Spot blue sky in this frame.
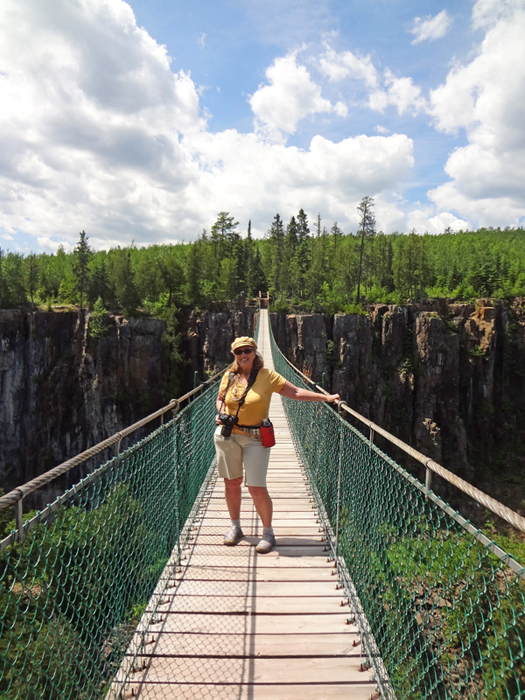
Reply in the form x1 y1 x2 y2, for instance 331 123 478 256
0 0 524 252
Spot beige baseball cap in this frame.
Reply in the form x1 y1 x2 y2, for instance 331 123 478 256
231 336 257 353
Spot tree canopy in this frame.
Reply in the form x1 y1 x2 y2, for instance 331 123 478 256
1 210 524 315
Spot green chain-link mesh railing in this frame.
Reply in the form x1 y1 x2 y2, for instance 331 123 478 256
269 318 525 700
0 375 222 700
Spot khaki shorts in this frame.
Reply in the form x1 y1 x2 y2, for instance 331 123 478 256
214 426 271 487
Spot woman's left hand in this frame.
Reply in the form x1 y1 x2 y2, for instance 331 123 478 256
325 394 340 402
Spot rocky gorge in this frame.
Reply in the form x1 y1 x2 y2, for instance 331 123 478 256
1 300 524 524
271 299 525 522
0 307 255 506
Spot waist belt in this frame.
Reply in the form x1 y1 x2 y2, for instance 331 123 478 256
236 424 262 435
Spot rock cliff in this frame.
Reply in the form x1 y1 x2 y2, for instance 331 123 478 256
271 300 525 518
0 308 255 503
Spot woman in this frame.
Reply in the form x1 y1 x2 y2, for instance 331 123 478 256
214 336 339 554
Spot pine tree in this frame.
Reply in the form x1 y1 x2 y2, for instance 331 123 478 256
245 221 254 300
160 247 185 307
186 242 202 308
89 297 108 338
356 196 376 303
211 212 239 259
295 209 311 298
331 222 343 255
25 253 39 308
88 255 111 307
250 248 267 297
268 214 285 297
112 248 139 314
73 231 92 311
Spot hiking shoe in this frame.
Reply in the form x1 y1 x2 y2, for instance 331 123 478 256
224 525 244 546
256 533 276 554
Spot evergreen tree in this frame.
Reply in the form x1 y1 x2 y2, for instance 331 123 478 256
89 297 108 338
356 196 376 303
331 222 344 255
1 252 27 307
73 231 92 310
250 248 267 297
244 220 255 300
88 254 111 307
25 253 39 308
112 248 139 314
374 233 394 291
315 213 321 238
39 245 71 303
211 212 240 259
295 209 311 298
186 241 202 308
160 246 185 307
233 239 246 298
268 214 285 296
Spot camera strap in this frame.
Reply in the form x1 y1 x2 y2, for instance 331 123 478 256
233 369 259 419
220 369 259 420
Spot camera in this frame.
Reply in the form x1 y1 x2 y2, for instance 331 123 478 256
219 413 238 437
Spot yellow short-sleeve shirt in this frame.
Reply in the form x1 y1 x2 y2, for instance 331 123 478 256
219 368 286 431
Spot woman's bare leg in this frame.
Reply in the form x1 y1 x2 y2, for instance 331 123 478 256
248 486 273 528
224 476 243 520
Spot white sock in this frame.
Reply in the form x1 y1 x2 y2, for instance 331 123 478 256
263 526 274 536
231 519 241 528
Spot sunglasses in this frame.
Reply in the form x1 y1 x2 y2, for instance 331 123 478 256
234 348 254 356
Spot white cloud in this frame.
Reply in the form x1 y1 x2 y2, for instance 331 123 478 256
428 2 525 226
318 45 378 87
472 0 523 29
0 0 475 248
249 52 337 142
189 130 414 233
374 125 390 135
406 207 470 234
369 71 427 116
333 101 348 118
198 32 206 48
37 236 73 253
408 10 453 45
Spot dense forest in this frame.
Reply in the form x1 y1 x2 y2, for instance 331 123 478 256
1 199 524 316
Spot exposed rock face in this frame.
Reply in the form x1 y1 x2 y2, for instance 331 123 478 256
0 310 168 497
0 308 255 501
182 309 256 376
271 300 525 515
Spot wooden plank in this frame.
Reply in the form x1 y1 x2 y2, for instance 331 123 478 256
178 556 332 568
153 596 351 615
160 580 342 597
193 518 321 527
164 567 337 582
147 612 356 635
133 682 376 699
184 536 325 546
183 547 328 559
134 655 373 685
193 526 322 536
144 632 362 657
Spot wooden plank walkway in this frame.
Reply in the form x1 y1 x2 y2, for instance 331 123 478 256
131 310 376 699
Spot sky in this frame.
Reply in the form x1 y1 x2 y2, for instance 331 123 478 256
0 0 524 253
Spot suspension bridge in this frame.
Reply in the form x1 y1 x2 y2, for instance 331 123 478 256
0 309 524 699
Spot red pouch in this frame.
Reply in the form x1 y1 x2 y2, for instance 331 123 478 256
260 419 276 448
